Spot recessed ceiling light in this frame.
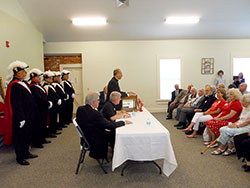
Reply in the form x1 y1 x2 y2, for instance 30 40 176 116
165 17 199 24
72 17 107 26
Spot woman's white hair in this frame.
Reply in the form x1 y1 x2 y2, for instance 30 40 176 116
85 92 99 105
229 88 242 101
243 93 250 103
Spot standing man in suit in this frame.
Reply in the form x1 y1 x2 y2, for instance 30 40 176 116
61 70 75 124
107 68 135 110
167 84 182 114
97 86 108 111
166 84 193 119
5 61 37 165
76 92 132 159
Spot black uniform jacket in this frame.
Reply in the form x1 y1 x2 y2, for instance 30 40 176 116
10 78 36 125
30 82 50 110
62 80 75 102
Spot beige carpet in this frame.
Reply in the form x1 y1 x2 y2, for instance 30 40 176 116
0 113 249 188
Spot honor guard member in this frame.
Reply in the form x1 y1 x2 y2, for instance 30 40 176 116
28 68 52 148
61 70 75 124
5 61 38 165
43 71 61 137
52 72 68 129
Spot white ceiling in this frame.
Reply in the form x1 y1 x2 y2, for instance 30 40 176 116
18 0 250 42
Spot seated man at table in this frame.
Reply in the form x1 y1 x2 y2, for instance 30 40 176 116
76 92 132 160
102 91 131 122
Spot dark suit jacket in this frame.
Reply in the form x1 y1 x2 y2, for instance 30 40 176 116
76 104 124 159
198 95 217 112
97 91 107 111
107 77 128 110
171 89 183 102
107 77 127 101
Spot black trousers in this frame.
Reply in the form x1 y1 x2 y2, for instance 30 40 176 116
13 120 32 161
49 107 57 134
234 133 250 161
65 100 73 124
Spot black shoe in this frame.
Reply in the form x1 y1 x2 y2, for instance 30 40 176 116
17 159 30 166
185 130 194 135
166 116 172 120
42 140 51 144
55 132 61 135
61 125 67 128
177 125 187 129
57 128 63 130
47 134 57 138
174 123 181 127
242 164 248 169
32 144 44 149
24 153 38 160
244 165 250 172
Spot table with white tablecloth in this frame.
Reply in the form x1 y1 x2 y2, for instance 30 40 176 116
112 107 177 176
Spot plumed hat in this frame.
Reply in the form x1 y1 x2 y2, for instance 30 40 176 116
43 70 55 79
6 60 29 81
27 68 43 81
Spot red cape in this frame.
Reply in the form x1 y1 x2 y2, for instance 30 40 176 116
2 80 20 145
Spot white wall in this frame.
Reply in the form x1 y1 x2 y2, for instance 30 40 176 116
0 0 44 85
44 39 250 111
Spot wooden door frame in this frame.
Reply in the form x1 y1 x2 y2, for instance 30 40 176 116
59 64 83 113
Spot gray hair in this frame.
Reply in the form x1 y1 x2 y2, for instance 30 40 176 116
243 93 250 103
113 68 120 76
211 85 216 92
110 91 121 102
205 85 213 92
85 92 99 105
229 88 242 101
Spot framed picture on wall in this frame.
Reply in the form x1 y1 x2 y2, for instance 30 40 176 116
201 58 214 74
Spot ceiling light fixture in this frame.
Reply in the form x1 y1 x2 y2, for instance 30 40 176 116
72 17 107 26
165 17 199 24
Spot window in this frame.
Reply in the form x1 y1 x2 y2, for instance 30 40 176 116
159 58 181 100
233 57 250 87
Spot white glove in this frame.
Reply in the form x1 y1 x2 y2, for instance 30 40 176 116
57 99 62 106
20 120 25 128
64 94 69 101
72 93 75 99
48 101 53 109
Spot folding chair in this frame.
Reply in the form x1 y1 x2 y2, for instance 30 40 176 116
73 118 108 174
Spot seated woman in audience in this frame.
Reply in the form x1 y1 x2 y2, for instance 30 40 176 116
211 94 250 155
234 132 250 172
183 88 227 138
205 88 243 146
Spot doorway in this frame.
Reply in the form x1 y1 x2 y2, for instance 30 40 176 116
60 64 83 113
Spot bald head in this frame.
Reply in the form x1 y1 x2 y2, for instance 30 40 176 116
187 84 193 91
175 84 179 90
239 83 247 94
198 89 204 97
113 68 123 80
